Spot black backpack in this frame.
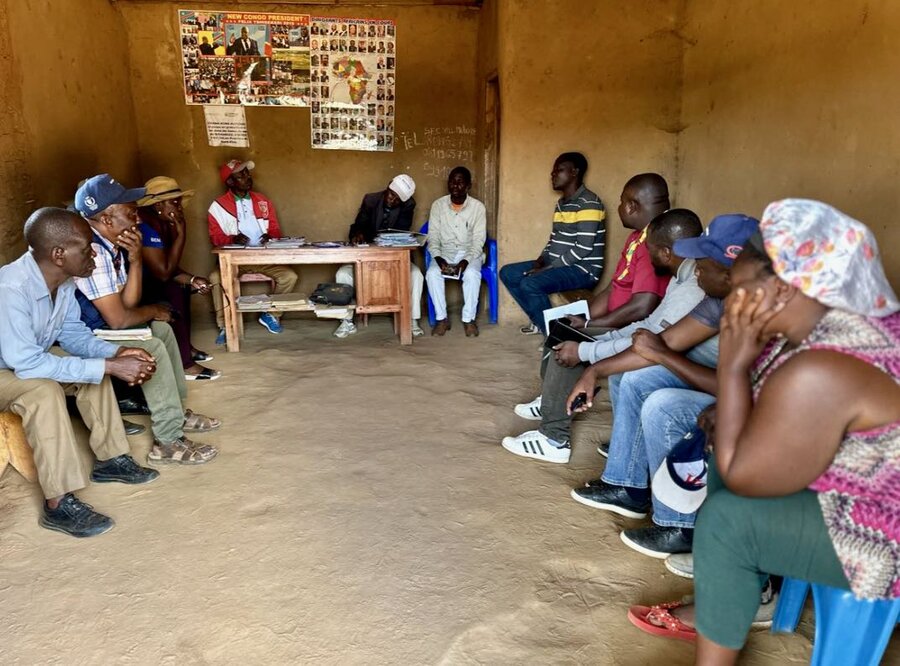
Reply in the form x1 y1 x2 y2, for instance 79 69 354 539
309 283 354 306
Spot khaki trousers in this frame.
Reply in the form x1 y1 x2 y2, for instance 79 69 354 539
209 264 299 327
0 371 129 499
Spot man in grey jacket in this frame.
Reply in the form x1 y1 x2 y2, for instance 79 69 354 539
502 208 705 460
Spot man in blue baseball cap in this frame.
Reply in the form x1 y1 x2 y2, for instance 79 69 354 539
560 213 758 558
74 174 220 467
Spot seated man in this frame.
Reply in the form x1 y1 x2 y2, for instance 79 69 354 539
73 174 219 467
208 160 299 341
0 208 160 537
565 215 759 556
425 166 487 337
565 173 672 331
333 173 425 338
502 208 705 462
499 152 606 334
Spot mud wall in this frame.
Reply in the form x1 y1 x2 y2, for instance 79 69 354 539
677 0 900 286
0 0 139 264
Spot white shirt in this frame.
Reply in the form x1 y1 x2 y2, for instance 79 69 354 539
427 195 487 264
235 196 264 246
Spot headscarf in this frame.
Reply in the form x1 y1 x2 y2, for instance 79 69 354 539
759 198 899 317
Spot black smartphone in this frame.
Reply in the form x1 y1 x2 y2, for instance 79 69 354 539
570 386 602 411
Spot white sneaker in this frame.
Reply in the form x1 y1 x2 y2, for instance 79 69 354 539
501 430 570 463
664 553 694 579
333 320 357 338
411 320 424 337
519 323 541 335
514 395 542 420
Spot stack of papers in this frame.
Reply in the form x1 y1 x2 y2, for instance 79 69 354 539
94 327 153 341
270 294 309 308
314 305 353 319
236 294 272 311
266 237 306 249
375 232 420 247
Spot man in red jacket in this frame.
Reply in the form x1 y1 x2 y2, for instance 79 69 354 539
208 160 298 343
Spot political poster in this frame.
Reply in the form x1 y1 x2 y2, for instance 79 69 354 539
308 17 396 152
180 10 311 106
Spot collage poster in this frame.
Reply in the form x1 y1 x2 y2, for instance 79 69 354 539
179 10 311 106
308 17 396 152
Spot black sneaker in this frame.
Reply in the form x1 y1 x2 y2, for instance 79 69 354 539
91 454 160 484
122 419 145 436
597 441 610 458
569 482 650 518
39 494 115 538
117 397 151 416
583 476 606 489
620 525 694 559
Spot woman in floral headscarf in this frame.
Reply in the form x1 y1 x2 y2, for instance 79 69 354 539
627 199 900 663
691 199 900 664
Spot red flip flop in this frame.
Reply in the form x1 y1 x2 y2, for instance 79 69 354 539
627 600 698 643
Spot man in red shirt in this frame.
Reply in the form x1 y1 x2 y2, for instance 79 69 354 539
208 160 299 343
568 173 672 331
501 173 672 462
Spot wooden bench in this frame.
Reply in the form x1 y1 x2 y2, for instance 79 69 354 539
548 288 596 308
0 412 37 482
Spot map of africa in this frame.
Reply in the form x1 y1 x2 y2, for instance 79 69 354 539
331 56 371 104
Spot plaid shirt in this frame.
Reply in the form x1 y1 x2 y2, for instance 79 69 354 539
74 232 128 330
74 232 127 300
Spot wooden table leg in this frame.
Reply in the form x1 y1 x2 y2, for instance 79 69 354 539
220 255 241 352
398 251 412 345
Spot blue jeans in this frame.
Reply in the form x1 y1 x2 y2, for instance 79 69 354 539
602 365 715 528
499 260 597 332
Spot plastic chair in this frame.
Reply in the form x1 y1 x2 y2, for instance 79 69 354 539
771 577 900 665
420 221 499 326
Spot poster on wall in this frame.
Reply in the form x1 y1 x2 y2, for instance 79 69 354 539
308 17 396 152
179 10 311 106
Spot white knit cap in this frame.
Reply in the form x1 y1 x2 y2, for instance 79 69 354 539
388 174 416 202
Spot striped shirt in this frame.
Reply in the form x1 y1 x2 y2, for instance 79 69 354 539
540 185 606 280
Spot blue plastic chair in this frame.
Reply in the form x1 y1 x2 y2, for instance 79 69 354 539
419 221 499 326
771 577 900 665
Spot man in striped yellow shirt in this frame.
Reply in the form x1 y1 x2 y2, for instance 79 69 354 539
500 152 606 334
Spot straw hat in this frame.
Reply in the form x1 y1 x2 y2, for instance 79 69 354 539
137 176 195 207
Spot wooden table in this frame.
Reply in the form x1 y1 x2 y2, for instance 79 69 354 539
214 245 415 351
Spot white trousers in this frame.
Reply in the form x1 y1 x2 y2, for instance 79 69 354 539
425 250 482 323
335 263 423 321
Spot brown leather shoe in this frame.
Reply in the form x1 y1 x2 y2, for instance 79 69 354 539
432 319 450 336
464 321 479 337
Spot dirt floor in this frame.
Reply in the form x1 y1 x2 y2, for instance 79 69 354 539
1 316 896 664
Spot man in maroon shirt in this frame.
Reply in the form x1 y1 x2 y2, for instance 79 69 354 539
567 173 672 332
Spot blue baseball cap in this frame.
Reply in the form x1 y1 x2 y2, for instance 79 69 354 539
74 174 146 217
672 214 759 266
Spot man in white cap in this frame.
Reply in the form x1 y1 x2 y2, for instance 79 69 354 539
333 174 425 338
208 159 299 343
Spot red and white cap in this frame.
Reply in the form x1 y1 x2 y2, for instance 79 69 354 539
219 159 255 183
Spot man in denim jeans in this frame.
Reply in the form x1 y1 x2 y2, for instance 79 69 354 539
567 214 760 558
499 152 607 334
